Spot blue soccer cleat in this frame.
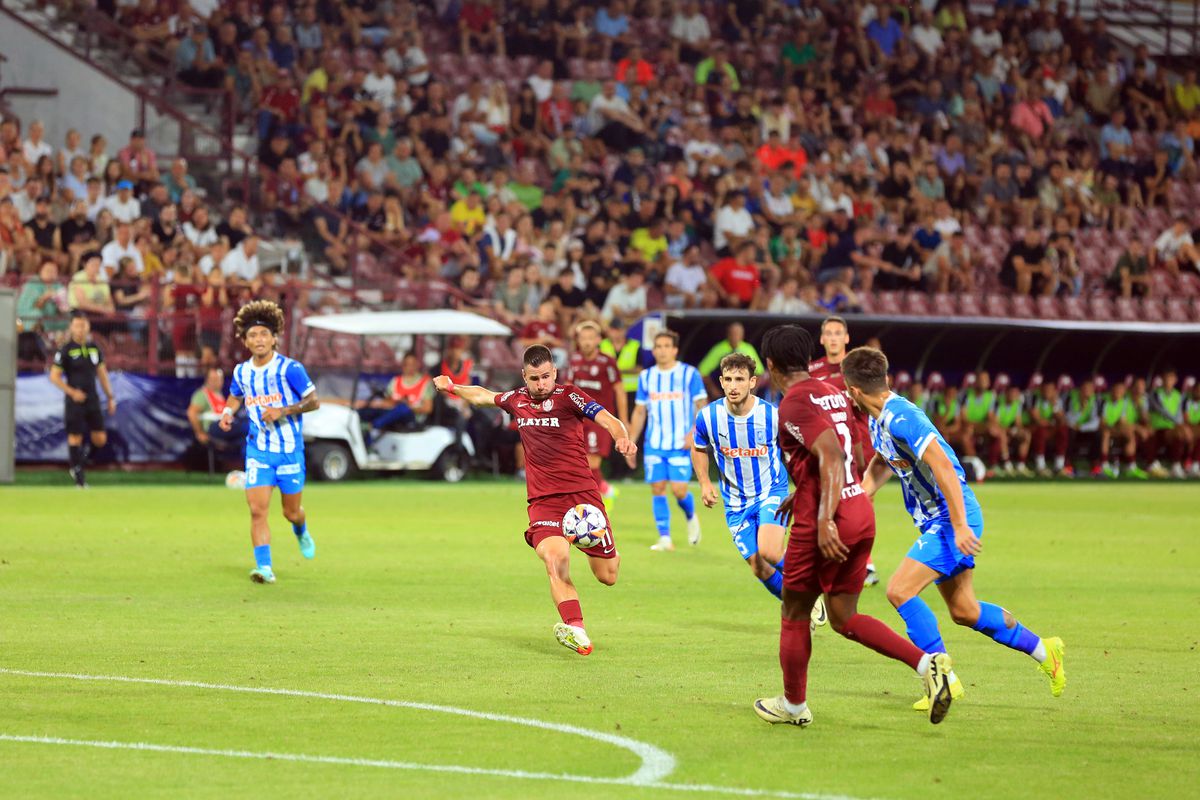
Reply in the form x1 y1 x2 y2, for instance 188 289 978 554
250 566 276 584
297 530 316 559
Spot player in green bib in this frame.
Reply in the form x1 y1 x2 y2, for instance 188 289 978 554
1099 380 1146 479
959 371 1005 476
994 376 1032 476
930 381 965 452
1066 378 1103 477
1145 368 1190 479
1185 378 1200 478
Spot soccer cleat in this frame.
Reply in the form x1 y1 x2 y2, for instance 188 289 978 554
922 652 954 724
297 531 316 559
250 566 276 584
1038 636 1067 697
1127 465 1149 480
753 696 813 727
1101 463 1118 479
1170 463 1186 480
1089 464 1104 478
1148 462 1168 479
686 514 701 546
649 538 675 552
863 564 879 587
913 672 964 711
809 596 828 631
1015 464 1034 478
70 466 88 489
1058 465 1075 479
553 622 593 655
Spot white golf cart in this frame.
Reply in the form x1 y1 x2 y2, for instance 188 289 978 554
298 309 513 482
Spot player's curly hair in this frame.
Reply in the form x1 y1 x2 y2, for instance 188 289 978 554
234 299 285 340
719 352 757 377
760 324 813 374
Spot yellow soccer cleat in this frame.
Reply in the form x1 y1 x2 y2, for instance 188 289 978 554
921 652 954 724
1038 636 1066 697
913 672 964 711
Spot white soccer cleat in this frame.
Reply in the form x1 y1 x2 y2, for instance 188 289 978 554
809 596 828 631
1170 463 1186 480
650 538 675 552
753 696 813 727
863 564 879 587
686 514 701 546
553 623 593 655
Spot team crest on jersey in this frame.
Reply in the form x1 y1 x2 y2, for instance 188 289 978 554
590 365 598 375
542 399 553 411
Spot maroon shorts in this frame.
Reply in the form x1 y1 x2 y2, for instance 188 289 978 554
784 500 876 595
525 490 617 559
582 420 612 458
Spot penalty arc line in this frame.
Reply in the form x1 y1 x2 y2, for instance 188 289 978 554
0 735 870 800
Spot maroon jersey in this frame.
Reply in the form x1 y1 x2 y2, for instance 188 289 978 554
495 383 603 501
565 351 620 415
809 356 874 463
777 377 872 537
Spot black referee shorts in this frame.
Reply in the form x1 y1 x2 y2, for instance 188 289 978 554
65 398 105 436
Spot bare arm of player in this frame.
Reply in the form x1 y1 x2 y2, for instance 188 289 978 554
920 441 982 557
691 446 719 508
432 376 497 407
594 409 637 458
219 395 243 431
49 365 87 403
263 390 320 424
96 363 117 415
860 452 893 498
625 403 647 467
614 384 629 427
810 427 851 563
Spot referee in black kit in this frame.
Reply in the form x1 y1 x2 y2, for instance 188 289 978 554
48 312 116 487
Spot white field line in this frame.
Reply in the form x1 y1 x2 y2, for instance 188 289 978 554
0 668 874 800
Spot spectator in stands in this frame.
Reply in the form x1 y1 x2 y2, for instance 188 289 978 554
708 241 762 309
220 234 261 286
117 129 159 186
59 199 99 270
1151 216 1199 277
670 0 710 65
600 265 647 325
459 0 505 57
100 220 142 276
16 259 66 336
1109 238 1152 299
26 196 65 270
68 253 115 319
22 120 52 165
188 366 245 455
177 23 224 89
1001 227 1054 297
104 179 142 223
164 158 198 204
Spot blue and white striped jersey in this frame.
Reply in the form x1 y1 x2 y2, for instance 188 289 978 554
693 397 789 514
229 352 315 455
636 362 707 451
869 392 979 526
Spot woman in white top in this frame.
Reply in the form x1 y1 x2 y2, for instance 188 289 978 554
484 82 511 135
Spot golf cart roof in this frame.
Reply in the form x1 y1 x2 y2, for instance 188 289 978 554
303 310 513 337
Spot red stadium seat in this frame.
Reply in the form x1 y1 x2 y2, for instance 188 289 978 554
931 293 957 316
958 293 984 317
1088 295 1115 320
1009 295 1035 318
873 292 903 315
1165 297 1193 322
1114 297 1140 322
985 294 1010 317
1036 295 1062 319
1140 296 1166 322
903 292 930 316
1061 295 1088 320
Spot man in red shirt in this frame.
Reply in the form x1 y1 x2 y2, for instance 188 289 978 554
808 315 878 586
615 44 655 85
708 242 762 307
459 0 505 56
753 325 952 727
434 345 636 656
565 320 628 502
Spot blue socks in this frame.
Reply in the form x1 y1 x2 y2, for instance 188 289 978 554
293 521 307 539
253 544 272 569
676 492 696 520
652 495 670 538
896 596 947 653
761 560 784 599
972 601 1042 657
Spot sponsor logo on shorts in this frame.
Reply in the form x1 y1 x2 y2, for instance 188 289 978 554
518 417 561 428
720 445 770 458
277 464 302 475
533 519 560 527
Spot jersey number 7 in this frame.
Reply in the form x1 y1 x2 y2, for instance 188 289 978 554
834 422 855 484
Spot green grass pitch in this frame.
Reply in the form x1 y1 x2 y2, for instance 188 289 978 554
0 477 1196 799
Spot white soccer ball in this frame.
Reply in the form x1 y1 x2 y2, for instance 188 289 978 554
562 503 608 549
225 470 246 490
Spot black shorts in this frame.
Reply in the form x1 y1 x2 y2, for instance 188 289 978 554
65 399 105 436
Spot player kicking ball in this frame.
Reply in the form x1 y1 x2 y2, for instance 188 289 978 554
841 347 1066 709
691 353 827 629
754 326 952 728
433 345 636 656
219 301 319 584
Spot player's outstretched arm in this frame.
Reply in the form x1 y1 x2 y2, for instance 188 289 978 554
595 409 637 458
920 442 981 557
432 375 497 407
810 428 850 563
860 452 892 498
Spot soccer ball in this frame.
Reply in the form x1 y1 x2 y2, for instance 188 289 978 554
225 470 246 490
562 503 607 549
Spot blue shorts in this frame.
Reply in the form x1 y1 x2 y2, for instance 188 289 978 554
643 447 692 484
245 446 306 495
907 505 984 584
726 492 788 560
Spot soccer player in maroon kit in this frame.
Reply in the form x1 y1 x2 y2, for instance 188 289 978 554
808 315 879 586
433 345 636 656
753 325 953 727
564 320 628 503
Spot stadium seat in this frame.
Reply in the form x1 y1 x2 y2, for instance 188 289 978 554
873 292 903 315
1036 295 1062 319
958 293 984 317
1009 295 1035 318
985 294 1010 317
1140 296 1166 322
1061 295 1088 320
1114 297 1140 322
1088 295 1116 320
903 292 930 316
1165 296 1193 322
932 293 957 316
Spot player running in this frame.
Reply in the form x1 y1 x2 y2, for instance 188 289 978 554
564 320 628 506
626 330 706 551
219 300 319 584
753 326 953 728
691 353 828 627
433 345 636 656
808 315 878 586
841 346 1066 710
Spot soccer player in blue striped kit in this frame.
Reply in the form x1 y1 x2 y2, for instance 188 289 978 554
840 346 1066 709
219 300 320 584
626 330 707 551
691 353 828 627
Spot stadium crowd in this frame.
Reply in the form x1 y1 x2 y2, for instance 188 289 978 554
5 0 1200 372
